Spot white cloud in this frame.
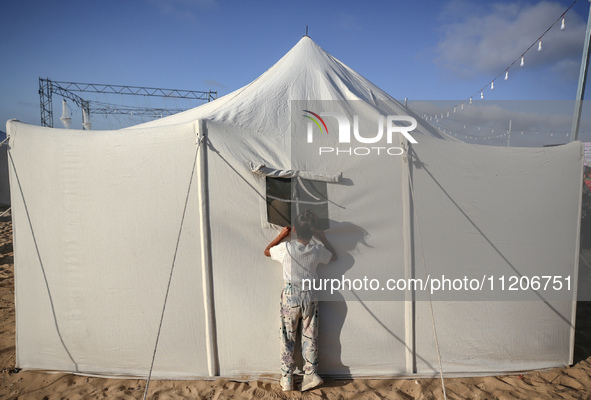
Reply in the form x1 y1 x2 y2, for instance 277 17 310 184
435 1 585 79
549 57 581 80
410 100 591 138
413 100 575 129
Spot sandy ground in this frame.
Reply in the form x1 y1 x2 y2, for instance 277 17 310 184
1 216 591 399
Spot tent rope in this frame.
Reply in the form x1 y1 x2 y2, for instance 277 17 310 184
404 149 448 400
0 137 8 147
580 252 591 271
142 136 203 400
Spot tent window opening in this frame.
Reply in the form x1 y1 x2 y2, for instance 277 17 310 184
266 176 329 230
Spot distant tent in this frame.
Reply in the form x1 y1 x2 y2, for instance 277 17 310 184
5 36 582 379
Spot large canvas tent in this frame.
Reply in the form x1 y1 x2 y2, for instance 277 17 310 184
5 36 583 379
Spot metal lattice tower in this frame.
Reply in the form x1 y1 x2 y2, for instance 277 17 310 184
39 78 217 129
39 79 53 128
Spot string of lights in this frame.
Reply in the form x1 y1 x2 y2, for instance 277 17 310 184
431 122 570 141
428 115 572 141
413 0 580 125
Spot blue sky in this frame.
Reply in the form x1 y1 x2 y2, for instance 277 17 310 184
1 0 590 136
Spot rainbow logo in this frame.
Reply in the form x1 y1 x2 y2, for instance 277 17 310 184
303 110 329 135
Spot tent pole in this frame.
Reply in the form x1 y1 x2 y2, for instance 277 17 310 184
570 150 585 365
569 1 591 359
507 119 511 147
570 0 591 142
197 119 219 376
401 137 415 374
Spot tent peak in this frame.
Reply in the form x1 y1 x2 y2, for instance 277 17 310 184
131 33 412 135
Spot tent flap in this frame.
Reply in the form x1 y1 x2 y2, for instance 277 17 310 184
250 162 341 183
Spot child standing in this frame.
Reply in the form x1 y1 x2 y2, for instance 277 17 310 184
264 210 337 392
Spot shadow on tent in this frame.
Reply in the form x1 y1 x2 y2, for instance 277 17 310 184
408 145 574 329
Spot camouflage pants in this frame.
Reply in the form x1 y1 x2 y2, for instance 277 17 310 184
279 283 319 377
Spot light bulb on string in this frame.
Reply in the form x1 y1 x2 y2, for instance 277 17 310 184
481 91 484 99
491 81 494 90
461 103 464 110
505 71 509 80
561 17 565 30
520 56 524 67
538 40 542 52
469 98 473 105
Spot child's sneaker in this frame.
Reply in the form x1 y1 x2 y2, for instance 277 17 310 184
280 375 293 391
301 372 323 391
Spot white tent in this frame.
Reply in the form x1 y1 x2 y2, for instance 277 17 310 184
5 36 583 379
